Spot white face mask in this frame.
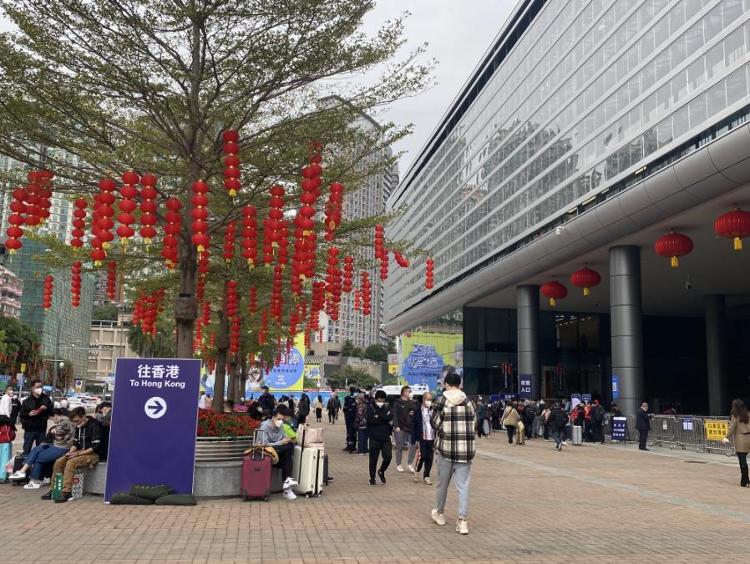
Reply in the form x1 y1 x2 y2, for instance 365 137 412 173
375 401 385 408
424 401 432 408
274 419 284 428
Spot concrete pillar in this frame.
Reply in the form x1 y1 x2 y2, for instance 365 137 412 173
517 285 540 398
609 246 643 417
705 295 728 415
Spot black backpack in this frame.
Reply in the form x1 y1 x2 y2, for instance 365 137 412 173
96 419 110 461
593 405 604 423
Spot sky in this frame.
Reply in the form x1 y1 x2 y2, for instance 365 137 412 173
0 1 516 174
361 0 517 174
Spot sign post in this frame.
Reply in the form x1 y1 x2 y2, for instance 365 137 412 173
518 374 533 399
611 416 628 442
104 358 201 502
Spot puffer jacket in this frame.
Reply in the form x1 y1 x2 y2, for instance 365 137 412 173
501 405 520 426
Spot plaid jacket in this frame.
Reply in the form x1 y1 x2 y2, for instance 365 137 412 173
430 392 476 463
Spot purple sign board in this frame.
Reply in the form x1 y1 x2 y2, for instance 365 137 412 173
518 374 534 399
104 358 201 502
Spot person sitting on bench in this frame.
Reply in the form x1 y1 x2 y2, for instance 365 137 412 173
258 405 298 500
11 408 75 488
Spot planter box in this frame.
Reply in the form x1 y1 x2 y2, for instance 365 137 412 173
193 436 253 498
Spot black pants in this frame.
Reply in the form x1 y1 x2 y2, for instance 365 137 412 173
23 430 45 455
543 422 550 440
416 440 434 478
506 425 516 444
328 409 336 423
369 439 392 480
591 422 604 443
639 429 649 450
345 418 356 449
316 408 322 422
737 452 749 486
273 443 294 480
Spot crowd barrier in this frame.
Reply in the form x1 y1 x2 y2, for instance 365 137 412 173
606 414 735 456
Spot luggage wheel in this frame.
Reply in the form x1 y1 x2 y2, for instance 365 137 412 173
264 495 270 501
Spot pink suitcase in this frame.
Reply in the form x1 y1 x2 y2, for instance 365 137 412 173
241 449 272 501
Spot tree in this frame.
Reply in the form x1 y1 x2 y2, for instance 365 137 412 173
92 304 118 321
340 339 355 357
0 316 41 376
364 343 387 362
326 365 377 389
386 337 397 355
351 346 364 359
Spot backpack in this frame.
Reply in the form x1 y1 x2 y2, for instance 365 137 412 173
96 420 110 461
592 405 604 423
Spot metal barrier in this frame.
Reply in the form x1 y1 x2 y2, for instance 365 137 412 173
649 415 680 449
695 417 735 456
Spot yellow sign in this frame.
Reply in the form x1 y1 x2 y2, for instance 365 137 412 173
704 420 729 441
388 364 398 375
20 363 26 373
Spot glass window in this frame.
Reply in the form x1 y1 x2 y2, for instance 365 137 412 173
725 66 747 106
656 117 673 148
670 71 688 104
706 82 727 117
689 93 708 128
688 58 706 92
643 128 658 156
704 6 723 41
706 43 724 80
724 27 745 67
672 105 690 139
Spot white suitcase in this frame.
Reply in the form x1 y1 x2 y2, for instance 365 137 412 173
572 425 583 446
292 445 324 497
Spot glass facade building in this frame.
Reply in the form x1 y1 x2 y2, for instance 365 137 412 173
386 0 750 322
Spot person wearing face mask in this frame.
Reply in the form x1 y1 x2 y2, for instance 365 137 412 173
19 380 53 455
392 385 417 473
411 392 435 485
366 390 393 486
257 405 298 500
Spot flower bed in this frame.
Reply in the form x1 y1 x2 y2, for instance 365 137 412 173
197 410 261 437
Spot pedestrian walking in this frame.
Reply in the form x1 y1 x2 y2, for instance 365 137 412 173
722 399 750 487
366 390 393 486
313 395 324 423
342 387 357 452
430 368 476 535
549 402 568 451
411 391 435 485
297 393 310 426
19 380 53 454
501 401 520 444
392 386 417 472
515 404 527 445
355 394 369 455
326 394 340 424
636 402 653 450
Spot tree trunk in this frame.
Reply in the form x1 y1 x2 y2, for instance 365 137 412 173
211 309 230 412
239 352 248 401
227 356 237 404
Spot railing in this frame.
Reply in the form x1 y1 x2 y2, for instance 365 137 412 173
195 436 253 463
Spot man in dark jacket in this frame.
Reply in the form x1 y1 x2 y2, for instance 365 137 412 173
366 390 393 485
44 407 105 503
636 402 653 451
590 400 605 444
19 380 53 454
549 402 568 451
342 387 357 452
257 386 276 419
392 386 417 472
326 394 340 424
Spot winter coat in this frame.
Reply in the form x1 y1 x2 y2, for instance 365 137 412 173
392 397 416 432
726 416 750 453
366 403 393 443
430 389 476 463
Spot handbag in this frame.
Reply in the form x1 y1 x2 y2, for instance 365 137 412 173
0 424 16 443
298 424 324 447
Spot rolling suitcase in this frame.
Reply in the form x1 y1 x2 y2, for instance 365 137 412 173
292 444 324 497
572 425 583 446
11 452 28 486
0 442 11 482
241 448 272 501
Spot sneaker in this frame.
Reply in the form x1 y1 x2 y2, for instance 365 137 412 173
282 477 298 489
282 488 297 500
10 470 26 480
377 470 386 484
396 465 404 473
412 472 420 483
456 518 469 535
561 441 568 446
431 509 446 526
407 464 415 473
54 491 73 504
40 490 54 500
42 477 50 485
23 480 42 490
369 479 376 486
423 477 432 485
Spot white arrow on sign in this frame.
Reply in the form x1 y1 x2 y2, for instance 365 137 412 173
144 396 167 419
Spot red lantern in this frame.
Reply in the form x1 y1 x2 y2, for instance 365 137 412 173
394 251 409 268
361 272 372 316
248 286 257 314
654 231 693 267
191 180 210 254
106 261 117 301
240 206 258 269
117 171 139 242
71 198 87 248
541 281 567 307
425 257 434 290
570 267 601 297
343 256 354 293
223 221 237 263
324 182 345 241
161 197 182 268
42 274 53 309
714 208 750 251
71 261 82 307
139 174 158 243
222 130 241 197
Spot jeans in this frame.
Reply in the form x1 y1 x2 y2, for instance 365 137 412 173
505 425 516 444
357 428 369 454
22 430 46 455
416 440 434 478
435 452 471 519
52 453 100 493
25 444 68 480
273 443 294 480
737 452 749 486
369 439 392 480
345 418 356 449
552 428 564 448
393 429 416 466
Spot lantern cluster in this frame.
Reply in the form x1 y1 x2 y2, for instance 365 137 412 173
324 182 345 241
191 180 210 254
139 174 159 244
270 265 284 321
541 281 567 307
91 179 117 265
226 280 241 355
654 231 693 268
394 251 409 268
223 221 237 263
361 272 372 316
106 261 117 301
309 281 326 331
71 199 87 248
325 247 342 321
425 257 434 290
222 130 241 198
117 171 139 242
240 206 258 269
42 275 53 310
292 154 323 293
263 185 286 266
71 261 82 307
342 256 354 293
161 198 182 268
5 187 27 253
714 208 750 251
132 290 164 336
29 170 54 225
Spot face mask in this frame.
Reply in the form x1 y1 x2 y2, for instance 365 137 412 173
375 401 385 408
424 401 432 408
274 419 284 428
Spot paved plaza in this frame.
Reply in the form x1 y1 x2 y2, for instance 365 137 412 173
0 423 747 563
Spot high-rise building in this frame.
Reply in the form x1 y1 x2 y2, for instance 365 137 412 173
88 313 138 389
385 0 750 415
318 99 399 350
0 264 23 319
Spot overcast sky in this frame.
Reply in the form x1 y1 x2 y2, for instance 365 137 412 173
362 1 516 174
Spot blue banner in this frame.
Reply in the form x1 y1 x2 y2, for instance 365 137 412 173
402 344 443 390
105 358 201 502
518 374 534 399
611 375 620 399
265 347 304 391
611 416 627 441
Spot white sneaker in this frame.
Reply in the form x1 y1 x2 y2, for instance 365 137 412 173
424 477 432 485
10 470 26 480
561 441 568 446
407 464 415 473
431 509 446 526
282 488 297 500
456 518 469 535
412 472 420 483
42 477 50 485
396 465 405 473
283 477 298 489
23 480 42 489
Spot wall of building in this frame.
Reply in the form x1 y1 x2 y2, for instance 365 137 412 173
0 264 23 318
88 313 138 386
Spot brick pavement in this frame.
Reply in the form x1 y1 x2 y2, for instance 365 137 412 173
1 421 748 563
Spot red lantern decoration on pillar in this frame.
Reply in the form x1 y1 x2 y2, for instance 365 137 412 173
191 180 210 255
541 281 568 307
42 274 53 310
714 208 750 251
71 198 87 248
222 130 241 198
654 231 693 267
570 267 601 297
71 261 82 307
117 171 139 242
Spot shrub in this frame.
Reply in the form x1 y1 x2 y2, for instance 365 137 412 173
197 410 260 437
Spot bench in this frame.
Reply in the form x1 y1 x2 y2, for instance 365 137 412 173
82 461 107 495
